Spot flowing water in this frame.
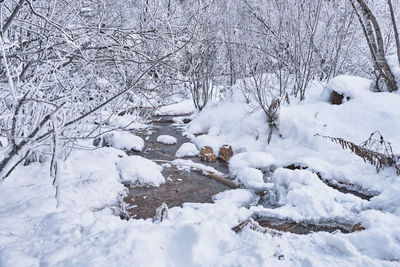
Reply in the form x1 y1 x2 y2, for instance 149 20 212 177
121 115 368 234
123 116 231 219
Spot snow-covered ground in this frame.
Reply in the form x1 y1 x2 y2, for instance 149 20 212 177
1 75 400 266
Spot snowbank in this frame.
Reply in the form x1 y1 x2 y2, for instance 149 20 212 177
175 142 199 158
266 168 366 221
156 135 177 145
117 156 165 186
229 152 276 176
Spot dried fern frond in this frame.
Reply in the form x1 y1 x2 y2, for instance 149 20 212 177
315 133 400 175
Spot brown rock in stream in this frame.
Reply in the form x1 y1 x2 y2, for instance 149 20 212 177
200 146 217 162
219 145 233 162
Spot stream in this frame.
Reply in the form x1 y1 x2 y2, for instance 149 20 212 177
121 115 370 234
123 115 231 219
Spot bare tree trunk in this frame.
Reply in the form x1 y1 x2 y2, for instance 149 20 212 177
353 0 398 92
388 0 400 67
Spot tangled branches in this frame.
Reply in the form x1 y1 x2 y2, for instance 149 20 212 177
316 131 400 175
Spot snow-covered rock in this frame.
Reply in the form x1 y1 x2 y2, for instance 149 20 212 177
157 135 177 145
175 142 199 158
110 132 145 152
321 75 371 103
229 152 276 176
117 156 164 186
155 99 195 116
235 167 266 190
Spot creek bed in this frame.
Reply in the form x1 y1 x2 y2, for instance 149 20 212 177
123 116 231 219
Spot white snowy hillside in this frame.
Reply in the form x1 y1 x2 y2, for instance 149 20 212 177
1 0 400 266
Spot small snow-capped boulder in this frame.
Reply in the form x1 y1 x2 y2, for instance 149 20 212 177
117 156 165 186
321 75 371 105
175 142 199 158
219 145 233 162
236 167 266 190
93 131 144 152
200 146 217 162
157 135 177 145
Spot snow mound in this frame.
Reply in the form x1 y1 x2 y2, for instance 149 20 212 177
321 75 371 100
193 134 226 154
117 156 165 186
175 142 199 158
229 152 276 176
157 135 177 145
110 131 144 152
155 99 195 116
267 168 365 221
235 167 266 190
213 189 257 207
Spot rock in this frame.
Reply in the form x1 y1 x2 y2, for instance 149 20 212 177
329 90 350 105
93 134 112 147
219 145 233 161
200 146 217 162
351 223 366 232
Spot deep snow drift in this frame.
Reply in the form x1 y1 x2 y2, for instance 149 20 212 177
1 75 400 266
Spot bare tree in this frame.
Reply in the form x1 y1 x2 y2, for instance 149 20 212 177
350 0 399 92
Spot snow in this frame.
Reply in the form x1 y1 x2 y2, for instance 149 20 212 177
116 156 165 186
109 131 144 152
235 167 266 190
320 74 371 100
172 159 224 176
2 75 400 266
155 99 195 116
175 142 199 158
263 168 366 221
229 151 276 176
156 135 177 145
